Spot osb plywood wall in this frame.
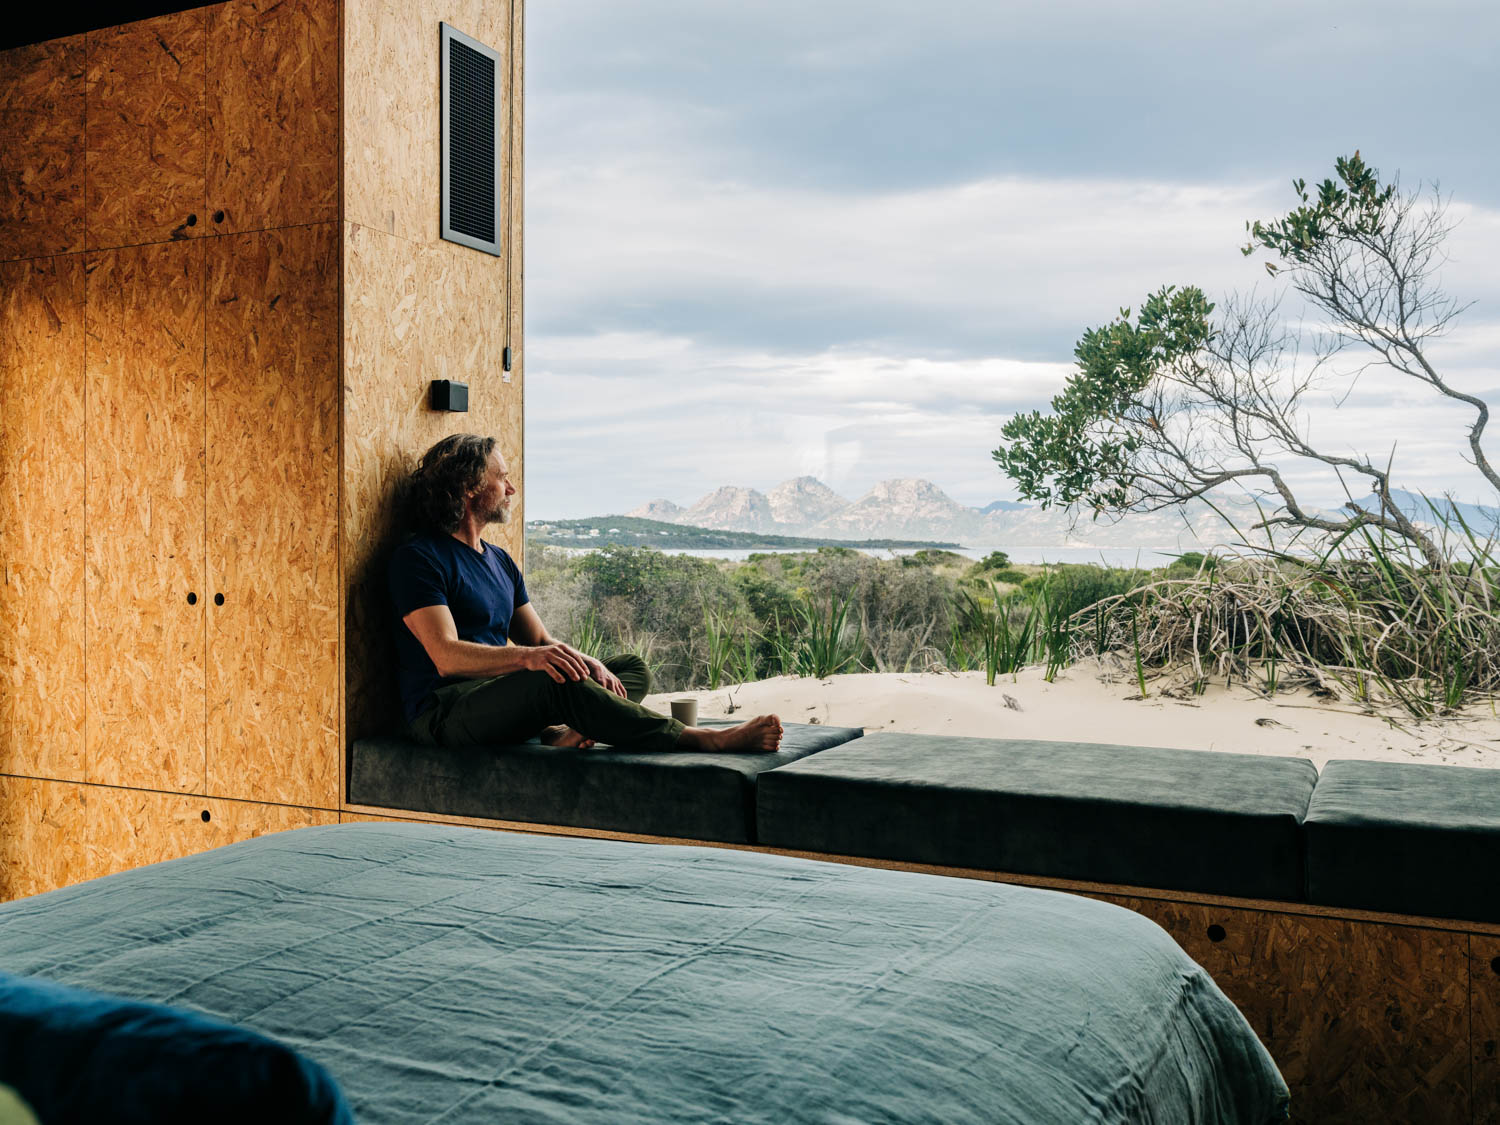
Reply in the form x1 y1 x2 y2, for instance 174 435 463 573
343 0 526 743
1 0 525 897
0 0 348 897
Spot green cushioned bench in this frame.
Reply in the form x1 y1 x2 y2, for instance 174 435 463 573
348 721 863 844
1305 759 1500 924
756 733 1318 900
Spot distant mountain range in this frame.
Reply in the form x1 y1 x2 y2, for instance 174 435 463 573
1344 489 1500 535
625 476 1266 551
618 479 1500 552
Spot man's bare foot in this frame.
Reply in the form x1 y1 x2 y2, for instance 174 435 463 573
540 725 595 749
678 714 783 753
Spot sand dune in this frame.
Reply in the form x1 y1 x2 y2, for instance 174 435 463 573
646 659 1500 770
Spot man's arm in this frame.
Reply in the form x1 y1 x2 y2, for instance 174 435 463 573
510 604 627 697
402 604 590 683
508 602 558 646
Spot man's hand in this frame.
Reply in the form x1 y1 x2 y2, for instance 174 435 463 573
582 655 627 698
519 643 592 684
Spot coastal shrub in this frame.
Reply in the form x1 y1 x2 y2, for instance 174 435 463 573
801 551 952 672
730 566 799 680
1170 552 1219 574
703 609 737 690
957 583 1040 685
1064 524 1500 717
571 547 746 691
962 552 1016 584
1021 564 1143 621
786 594 865 678
904 549 969 568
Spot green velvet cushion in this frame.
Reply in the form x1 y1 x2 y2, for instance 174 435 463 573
757 733 1317 900
348 722 862 844
1306 759 1500 922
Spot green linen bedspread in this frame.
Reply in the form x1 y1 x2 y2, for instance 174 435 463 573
0 823 1289 1123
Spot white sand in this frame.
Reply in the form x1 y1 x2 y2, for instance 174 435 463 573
646 659 1500 771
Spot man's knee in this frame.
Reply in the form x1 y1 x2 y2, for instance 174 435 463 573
605 653 651 700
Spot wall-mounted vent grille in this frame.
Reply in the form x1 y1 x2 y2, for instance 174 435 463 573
441 23 502 256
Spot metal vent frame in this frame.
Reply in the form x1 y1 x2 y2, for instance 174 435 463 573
441 21 503 256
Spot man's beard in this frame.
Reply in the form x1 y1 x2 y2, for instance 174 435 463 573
491 504 512 525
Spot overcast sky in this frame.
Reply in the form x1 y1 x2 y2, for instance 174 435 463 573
523 0 1500 519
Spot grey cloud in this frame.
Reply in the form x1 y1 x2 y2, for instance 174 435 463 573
531 0 1500 202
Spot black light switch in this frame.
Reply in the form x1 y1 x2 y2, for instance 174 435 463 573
430 380 469 412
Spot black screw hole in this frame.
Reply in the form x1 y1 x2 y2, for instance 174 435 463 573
213 210 225 223
1207 924 1227 943
214 593 225 606
186 592 197 605
200 810 211 823
186 213 197 226
1491 956 1500 977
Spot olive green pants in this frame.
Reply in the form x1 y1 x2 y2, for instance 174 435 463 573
407 653 685 751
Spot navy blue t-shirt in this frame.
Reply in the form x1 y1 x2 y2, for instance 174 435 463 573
388 533 530 723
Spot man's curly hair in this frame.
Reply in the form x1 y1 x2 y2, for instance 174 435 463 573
404 434 497 534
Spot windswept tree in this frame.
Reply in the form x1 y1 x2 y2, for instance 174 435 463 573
993 153 1484 569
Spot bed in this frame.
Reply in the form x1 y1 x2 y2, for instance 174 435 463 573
0 822 1289 1123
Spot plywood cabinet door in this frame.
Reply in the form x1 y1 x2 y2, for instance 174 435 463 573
205 225 340 808
0 777 89 900
86 786 337 878
0 256 87 781
84 9 208 251
0 36 86 263
85 239 207 794
207 0 339 235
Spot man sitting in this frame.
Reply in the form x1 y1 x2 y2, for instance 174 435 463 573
389 433 784 752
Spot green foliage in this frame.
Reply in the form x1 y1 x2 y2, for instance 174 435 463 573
703 609 736 691
572 546 742 690
1170 551 1218 573
903 549 969 567
732 564 799 624
567 609 608 660
958 583 1040 686
944 618 978 672
1242 151 1396 275
578 545 681 599
991 284 1215 512
787 594 864 678
964 552 1025 587
1021 564 1142 620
